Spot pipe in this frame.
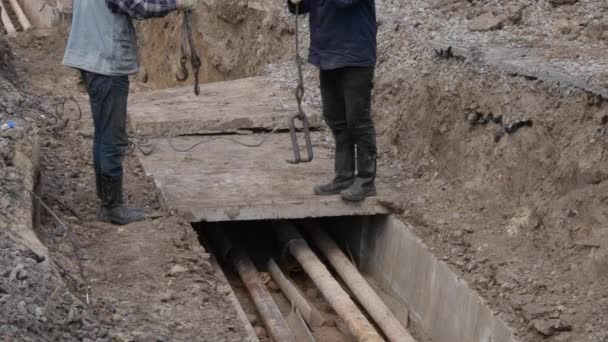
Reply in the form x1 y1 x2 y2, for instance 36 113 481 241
267 258 326 330
0 4 17 35
7 0 31 31
210 256 260 342
210 229 296 342
274 221 384 342
305 222 417 342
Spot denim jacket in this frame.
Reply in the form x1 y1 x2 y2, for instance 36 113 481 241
63 0 140 76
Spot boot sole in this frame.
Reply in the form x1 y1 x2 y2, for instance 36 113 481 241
340 190 377 202
313 189 344 196
313 184 354 196
99 214 145 226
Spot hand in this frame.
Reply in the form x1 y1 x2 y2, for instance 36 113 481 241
177 0 200 11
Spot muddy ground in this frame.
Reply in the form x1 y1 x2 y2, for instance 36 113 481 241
1 28 247 341
2 0 608 341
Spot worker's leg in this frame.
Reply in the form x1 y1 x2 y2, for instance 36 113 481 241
82 71 145 225
340 66 377 201
314 68 356 195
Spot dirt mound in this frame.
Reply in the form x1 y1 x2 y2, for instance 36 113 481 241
0 33 111 341
370 1 608 341
135 0 295 88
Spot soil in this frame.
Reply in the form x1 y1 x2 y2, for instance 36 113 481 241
3 0 608 341
1 25 247 342
135 0 295 88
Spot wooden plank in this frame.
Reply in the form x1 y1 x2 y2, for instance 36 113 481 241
128 76 321 136
138 133 389 222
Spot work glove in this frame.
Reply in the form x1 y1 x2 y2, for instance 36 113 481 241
177 0 200 11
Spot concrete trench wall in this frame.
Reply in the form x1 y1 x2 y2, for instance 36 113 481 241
323 215 517 342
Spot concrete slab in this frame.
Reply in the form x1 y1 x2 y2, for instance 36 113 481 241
138 133 390 222
128 76 321 136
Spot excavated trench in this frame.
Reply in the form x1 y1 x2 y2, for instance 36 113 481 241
128 5 521 341
194 216 517 342
7 2 550 341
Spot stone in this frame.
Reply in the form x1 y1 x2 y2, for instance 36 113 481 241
266 280 280 292
168 264 187 276
254 326 268 338
590 247 608 280
532 319 572 336
553 19 572 35
8 264 24 282
247 313 257 325
159 291 174 303
509 293 534 309
0 127 24 140
548 0 578 6
305 288 319 299
522 303 551 321
505 4 525 24
468 12 505 32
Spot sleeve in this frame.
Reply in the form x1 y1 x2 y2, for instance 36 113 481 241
287 0 311 15
106 0 179 20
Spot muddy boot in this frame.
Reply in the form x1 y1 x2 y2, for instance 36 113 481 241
341 150 377 202
314 142 355 195
95 173 103 199
99 175 145 225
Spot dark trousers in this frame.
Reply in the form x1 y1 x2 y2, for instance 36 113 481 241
320 66 377 182
81 71 130 179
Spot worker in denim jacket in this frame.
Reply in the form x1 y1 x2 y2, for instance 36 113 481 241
288 0 378 201
63 0 199 225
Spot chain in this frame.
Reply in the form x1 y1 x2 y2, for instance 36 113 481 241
176 10 201 96
295 4 305 119
287 3 314 164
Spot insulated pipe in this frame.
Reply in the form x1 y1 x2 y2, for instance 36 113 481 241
210 229 296 342
274 221 384 342
0 4 17 35
267 258 326 330
7 0 31 31
305 222 417 342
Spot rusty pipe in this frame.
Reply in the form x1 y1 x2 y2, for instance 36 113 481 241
0 4 16 35
274 221 384 342
305 222 417 342
267 258 326 330
7 0 31 31
210 229 296 342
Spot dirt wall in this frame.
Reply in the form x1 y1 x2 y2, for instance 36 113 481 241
373 43 608 342
136 0 294 89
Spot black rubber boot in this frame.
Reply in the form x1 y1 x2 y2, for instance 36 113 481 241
99 175 145 225
95 173 102 200
314 142 355 195
340 150 377 202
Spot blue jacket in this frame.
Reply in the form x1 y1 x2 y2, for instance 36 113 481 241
289 0 377 70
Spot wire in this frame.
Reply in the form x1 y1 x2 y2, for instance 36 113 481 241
166 125 281 153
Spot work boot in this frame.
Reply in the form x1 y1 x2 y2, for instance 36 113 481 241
314 142 355 195
95 172 102 200
340 150 377 202
98 175 145 225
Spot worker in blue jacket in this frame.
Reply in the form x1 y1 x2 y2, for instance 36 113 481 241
288 0 378 201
